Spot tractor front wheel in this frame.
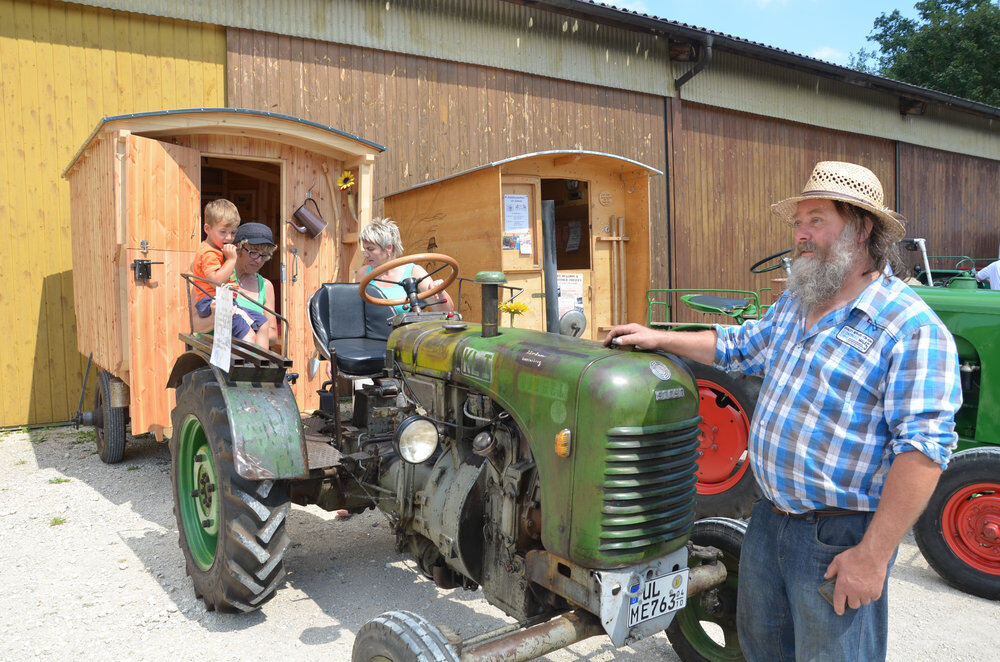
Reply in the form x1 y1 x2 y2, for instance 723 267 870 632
666 518 746 662
682 360 761 519
352 611 459 662
95 370 127 464
914 447 1000 600
170 367 291 612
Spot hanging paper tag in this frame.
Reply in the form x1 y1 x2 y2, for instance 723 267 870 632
210 285 234 371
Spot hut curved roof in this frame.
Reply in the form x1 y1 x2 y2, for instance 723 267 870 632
65 108 385 177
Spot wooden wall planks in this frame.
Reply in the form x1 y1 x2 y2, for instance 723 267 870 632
668 102 896 323
0 0 225 426
898 142 1000 260
225 28 669 297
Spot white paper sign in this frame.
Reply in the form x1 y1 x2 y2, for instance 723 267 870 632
557 272 585 318
518 233 533 255
503 194 530 232
210 285 234 371
566 221 582 252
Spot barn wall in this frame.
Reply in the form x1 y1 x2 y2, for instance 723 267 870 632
898 143 1000 261
225 28 671 297
0 0 225 426
669 102 896 323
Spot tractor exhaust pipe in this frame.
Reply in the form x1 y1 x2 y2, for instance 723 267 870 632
459 610 603 662
541 200 559 334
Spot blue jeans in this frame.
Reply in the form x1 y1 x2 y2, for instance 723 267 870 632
736 499 895 662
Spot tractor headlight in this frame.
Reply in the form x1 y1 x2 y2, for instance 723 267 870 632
394 416 439 464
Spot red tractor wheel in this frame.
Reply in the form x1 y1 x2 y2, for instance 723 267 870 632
914 447 1000 600
681 360 761 519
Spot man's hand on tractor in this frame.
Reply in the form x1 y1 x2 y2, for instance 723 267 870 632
604 323 665 350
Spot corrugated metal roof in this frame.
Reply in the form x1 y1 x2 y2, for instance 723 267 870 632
540 0 1000 121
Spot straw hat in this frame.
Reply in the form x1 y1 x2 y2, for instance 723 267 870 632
771 161 905 241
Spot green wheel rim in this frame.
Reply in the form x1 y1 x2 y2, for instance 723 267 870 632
674 564 742 661
177 414 220 571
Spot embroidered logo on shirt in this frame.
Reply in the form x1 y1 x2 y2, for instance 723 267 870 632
836 326 874 353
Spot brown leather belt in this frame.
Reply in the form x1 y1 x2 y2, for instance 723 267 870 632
770 503 858 518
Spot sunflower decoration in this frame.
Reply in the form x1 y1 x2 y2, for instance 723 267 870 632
336 170 356 191
498 300 530 327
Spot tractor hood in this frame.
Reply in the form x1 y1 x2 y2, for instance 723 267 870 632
388 322 701 569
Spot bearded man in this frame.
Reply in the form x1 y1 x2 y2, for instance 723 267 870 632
605 161 960 661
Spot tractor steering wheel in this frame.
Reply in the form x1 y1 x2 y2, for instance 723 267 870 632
359 253 459 307
750 249 792 274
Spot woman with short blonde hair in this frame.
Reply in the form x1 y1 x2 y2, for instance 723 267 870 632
357 217 453 314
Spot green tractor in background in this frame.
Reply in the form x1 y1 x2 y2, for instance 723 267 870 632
166 255 746 662
900 239 1000 601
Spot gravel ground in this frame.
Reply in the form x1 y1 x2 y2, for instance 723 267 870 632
1 425 997 662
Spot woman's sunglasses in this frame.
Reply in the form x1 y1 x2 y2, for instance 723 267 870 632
242 247 273 260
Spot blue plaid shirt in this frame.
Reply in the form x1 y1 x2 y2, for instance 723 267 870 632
714 275 960 514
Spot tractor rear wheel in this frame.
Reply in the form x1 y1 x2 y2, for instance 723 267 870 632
666 518 746 662
352 611 459 662
682 360 761 519
170 367 291 612
914 447 1000 600
95 370 127 464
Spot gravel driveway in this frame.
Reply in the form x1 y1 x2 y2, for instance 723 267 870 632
1 426 996 661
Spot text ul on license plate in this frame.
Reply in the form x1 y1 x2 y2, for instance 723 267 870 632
627 569 688 627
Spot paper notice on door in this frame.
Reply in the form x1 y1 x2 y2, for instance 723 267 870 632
566 221 582 252
210 285 234 372
557 273 585 318
503 194 530 233
518 234 533 255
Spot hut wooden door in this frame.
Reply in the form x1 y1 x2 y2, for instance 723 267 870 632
122 134 201 438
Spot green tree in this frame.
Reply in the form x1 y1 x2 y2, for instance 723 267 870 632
851 0 1000 106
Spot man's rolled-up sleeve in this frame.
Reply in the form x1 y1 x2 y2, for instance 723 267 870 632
712 302 776 377
884 323 961 469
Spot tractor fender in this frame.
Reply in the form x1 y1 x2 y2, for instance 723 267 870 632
168 351 309 481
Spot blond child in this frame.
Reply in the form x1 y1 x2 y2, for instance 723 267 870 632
192 199 266 342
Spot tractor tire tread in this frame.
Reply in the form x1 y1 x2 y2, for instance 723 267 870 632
169 367 290 613
352 610 459 662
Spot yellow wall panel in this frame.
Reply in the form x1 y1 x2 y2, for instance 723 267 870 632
0 0 225 426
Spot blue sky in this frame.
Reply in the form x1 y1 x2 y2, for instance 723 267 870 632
607 0 922 66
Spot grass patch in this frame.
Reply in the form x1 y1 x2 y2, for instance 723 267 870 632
126 465 139 471
71 430 96 445
14 459 26 466
49 516 67 526
29 435 46 445
47 477 71 484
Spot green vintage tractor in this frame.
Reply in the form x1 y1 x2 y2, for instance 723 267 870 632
166 255 745 662
899 240 1000 601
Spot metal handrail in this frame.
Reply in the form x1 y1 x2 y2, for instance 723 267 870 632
181 272 289 353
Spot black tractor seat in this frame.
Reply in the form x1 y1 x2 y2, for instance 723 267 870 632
308 283 393 376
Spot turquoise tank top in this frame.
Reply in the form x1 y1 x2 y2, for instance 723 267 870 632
365 263 415 315
230 272 266 314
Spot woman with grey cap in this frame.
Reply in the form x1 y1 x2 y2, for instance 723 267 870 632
231 222 279 348
192 222 278 349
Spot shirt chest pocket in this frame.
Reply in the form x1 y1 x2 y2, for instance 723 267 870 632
813 340 879 407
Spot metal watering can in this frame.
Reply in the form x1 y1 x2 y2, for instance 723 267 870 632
287 195 327 238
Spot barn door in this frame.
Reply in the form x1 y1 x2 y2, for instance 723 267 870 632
123 134 201 437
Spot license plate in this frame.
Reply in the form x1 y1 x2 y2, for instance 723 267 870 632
627 569 688 627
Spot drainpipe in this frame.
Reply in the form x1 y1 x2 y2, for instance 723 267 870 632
674 35 714 97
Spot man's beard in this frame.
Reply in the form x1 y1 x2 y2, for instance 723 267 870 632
786 224 860 308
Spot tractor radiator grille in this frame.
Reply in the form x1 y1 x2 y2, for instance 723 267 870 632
599 418 701 557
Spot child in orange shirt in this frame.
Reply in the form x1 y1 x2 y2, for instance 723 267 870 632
192 199 266 343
